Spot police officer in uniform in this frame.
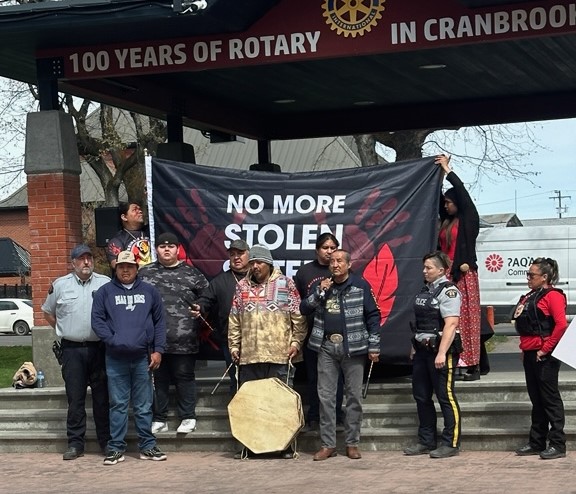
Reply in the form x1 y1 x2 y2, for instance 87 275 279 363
513 257 567 460
404 251 462 459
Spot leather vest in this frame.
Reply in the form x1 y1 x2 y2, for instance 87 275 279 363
513 287 565 337
413 282 455 334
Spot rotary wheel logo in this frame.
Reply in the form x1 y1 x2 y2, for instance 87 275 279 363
485 254 504 273
322 0 386 38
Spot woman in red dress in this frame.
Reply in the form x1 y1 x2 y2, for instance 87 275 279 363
436 154 481 381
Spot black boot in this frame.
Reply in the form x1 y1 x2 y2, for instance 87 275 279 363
463 365 480 381
454 368 465 381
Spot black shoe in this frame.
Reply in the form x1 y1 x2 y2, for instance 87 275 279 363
515 444 542 456
454 370 465 381
403 443 432 456
479 365 490 376
430 445 459 458
540 446 566 460
103 451 125 465
463 370 480 381
63 447 84 460
280 447 295 459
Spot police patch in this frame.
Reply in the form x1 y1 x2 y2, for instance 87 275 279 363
445 288 458 299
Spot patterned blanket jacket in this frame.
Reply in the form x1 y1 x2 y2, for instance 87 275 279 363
228 267 307 365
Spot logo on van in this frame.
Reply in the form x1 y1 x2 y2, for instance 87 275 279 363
485 253 504 273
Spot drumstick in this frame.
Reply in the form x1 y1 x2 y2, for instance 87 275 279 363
197 312 216 332
211 361 235 395
188 302 217 332
362 360 374 399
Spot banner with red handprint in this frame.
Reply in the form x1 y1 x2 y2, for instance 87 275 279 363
151 156 443 364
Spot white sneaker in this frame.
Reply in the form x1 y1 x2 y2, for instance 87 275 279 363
151 421 168 434
176 418 197 434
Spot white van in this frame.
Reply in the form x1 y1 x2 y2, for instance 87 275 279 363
476 225 575 323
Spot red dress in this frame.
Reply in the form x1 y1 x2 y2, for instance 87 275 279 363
439 222 481 367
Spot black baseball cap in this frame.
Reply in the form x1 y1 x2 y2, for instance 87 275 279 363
156 232 179 245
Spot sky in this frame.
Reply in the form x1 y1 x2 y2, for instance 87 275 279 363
0 116 575 220
451 118 576 220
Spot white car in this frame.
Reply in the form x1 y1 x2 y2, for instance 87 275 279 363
0 298 33 336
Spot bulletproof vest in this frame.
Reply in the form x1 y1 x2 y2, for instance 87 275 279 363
514 287 565 337
413 282 455 334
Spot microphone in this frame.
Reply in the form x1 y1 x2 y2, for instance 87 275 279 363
175 0 207 15
319 277 333 300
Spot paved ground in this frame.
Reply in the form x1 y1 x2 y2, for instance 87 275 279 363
5 450 576 494
6 327 576 493
0 333 31 346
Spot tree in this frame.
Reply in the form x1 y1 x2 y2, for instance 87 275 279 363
353 124 542 191
67 96 167 205
0 78 30 196
0 79 167 206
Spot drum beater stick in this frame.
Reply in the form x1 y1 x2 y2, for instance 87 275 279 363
211 362 235 395
362 360 374 399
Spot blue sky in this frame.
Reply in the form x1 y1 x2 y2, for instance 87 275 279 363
452 118 576 220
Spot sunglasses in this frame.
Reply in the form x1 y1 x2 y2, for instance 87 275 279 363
526 272 542 279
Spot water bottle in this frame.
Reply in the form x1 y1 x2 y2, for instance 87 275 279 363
37 370 45 389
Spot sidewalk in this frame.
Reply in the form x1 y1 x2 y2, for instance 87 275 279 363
9 327 574 493
6 450 576 493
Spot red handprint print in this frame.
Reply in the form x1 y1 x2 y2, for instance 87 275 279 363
313 188 411 326
340 190 410 327
164 189 244 277
343 190 412 274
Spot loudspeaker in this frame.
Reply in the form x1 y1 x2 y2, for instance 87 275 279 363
95 207 121 247
157 142 196 164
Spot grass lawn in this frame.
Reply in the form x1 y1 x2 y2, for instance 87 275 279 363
0 346 33 388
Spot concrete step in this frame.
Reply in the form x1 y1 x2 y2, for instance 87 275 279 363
0 382 233 410
2 426 576 454
360 380 576 404
7 378 576 409
3 400 576 431
2 376 576 454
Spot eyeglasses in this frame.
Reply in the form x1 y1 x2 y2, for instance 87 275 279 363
526 272 542 279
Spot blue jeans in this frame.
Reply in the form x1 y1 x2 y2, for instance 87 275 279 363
106 354 156 452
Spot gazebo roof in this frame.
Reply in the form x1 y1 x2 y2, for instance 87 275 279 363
1 0 576 140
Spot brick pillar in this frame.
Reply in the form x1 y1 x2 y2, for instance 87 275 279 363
24 111 82 386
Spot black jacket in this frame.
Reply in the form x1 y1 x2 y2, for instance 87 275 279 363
439 171 480 282
198 270 246 344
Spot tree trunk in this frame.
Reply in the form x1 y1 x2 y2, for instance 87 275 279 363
353 134 380 166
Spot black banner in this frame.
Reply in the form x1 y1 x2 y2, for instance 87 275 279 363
151 157 442 363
